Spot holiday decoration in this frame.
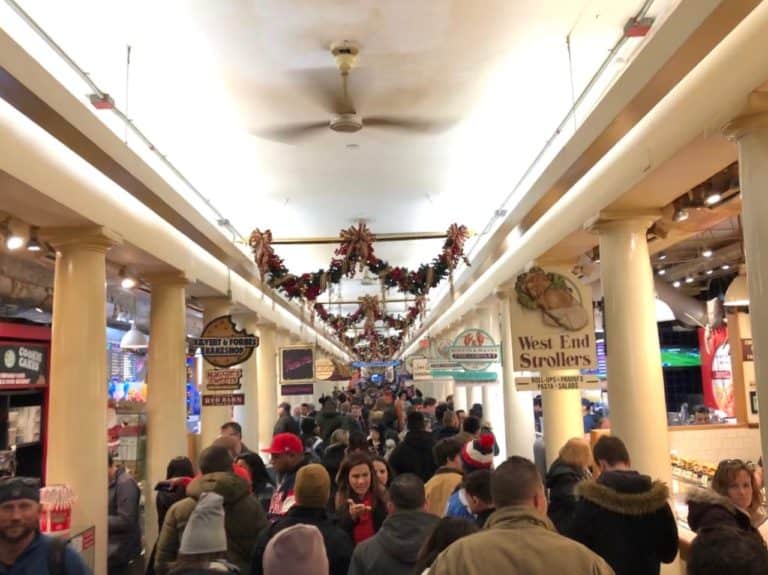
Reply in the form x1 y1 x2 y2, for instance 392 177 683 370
249 223 470 359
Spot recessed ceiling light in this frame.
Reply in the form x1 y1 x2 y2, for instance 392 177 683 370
702 249 713 258
658 269 666 276
706 269 713 275
673 281 681 288
119 267 138 289
658 253 667 261
722 264 731 270
685 276 694 284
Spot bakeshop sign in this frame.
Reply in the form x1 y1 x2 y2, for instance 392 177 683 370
509 267 597 378
0 343 47 386
189 316 259 368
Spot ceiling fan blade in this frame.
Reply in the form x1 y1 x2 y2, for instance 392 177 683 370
251 121 329 144
363 116 456 134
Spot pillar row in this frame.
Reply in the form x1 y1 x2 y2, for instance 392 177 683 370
199 297 232 449
257 324 278 452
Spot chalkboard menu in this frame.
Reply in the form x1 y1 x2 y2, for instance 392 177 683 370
0 343 47 386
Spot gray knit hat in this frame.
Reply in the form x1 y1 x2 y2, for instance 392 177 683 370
179 491 227 555
263 524 328 575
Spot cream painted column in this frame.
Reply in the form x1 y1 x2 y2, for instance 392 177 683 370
257 324 278 452
541 385 584 467
46 227 116 575
592 212 671 483
199 297 232 449
233 313 259 450
496 291 536 460
145 272 188 547
725 94 768 471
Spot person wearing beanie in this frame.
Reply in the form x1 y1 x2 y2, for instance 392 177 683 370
388 411 437 482
155 446 267 575
169 492 238 573
262 524 328 575
250 464 353 575
0 477 90 574
300 417 324 460
445 433 495 520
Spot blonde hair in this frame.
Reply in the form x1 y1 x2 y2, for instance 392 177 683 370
558 438 593 470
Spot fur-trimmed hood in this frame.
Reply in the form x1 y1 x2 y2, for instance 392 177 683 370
575 472 670 516
685 486 757 532
686 486 739 514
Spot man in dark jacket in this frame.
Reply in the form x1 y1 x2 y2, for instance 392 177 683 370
348 473 439 575
250 464 352 575
566 436 678 575
155 446 267 575
108 453 142 574
316 398 344 443
262 433 309 519
389 411 437 482
273 403 300 436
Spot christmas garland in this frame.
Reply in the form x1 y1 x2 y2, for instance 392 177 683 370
249 223 470 358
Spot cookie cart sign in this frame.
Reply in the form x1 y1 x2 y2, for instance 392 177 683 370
509 267 599 391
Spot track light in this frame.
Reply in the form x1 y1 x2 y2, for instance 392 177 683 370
685 276 694 284
26 227 42 252
702 248 713 258
706 270 713 276
658 269 666 276
721 264 731 271
673 281 681 288
119 268 137 289
658 253 667 261
704 189 722 206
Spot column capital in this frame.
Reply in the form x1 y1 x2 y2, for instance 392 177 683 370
145 271 188 287
42 226 120 253
584 209 662 234
723 91 768 140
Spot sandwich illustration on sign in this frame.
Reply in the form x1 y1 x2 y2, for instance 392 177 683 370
514 267 589 331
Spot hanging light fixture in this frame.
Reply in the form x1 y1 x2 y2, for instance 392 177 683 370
702 248 713 258
119 267 138 290
724 265 749 307
657 269 666 276
1 219 24 251
120 321 149 350
26 227 42 252
704 187 722 206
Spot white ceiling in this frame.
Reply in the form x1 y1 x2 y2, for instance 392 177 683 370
6 0 676 317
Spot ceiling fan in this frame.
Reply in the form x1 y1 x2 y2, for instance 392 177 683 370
253 41 455 143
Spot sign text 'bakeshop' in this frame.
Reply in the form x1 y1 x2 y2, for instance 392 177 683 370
509 266 597 377
189 315 259 368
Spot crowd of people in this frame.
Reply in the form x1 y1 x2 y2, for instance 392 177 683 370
1 386 768 574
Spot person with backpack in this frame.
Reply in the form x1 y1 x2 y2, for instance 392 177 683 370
0 476 91 574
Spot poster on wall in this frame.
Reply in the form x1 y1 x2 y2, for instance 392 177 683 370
508 267 597 390
699 326 734 417
0 343 47 386
280 346 315 383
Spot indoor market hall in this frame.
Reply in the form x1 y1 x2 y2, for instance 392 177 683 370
0 1 768 574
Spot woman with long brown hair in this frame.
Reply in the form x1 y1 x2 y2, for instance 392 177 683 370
687 458 766 539
335 451 388 545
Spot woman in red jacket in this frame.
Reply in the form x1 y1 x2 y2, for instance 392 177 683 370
335 452 388 545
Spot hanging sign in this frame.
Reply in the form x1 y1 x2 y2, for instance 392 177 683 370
206 368 243 391
0 343 48 386
447 329 501 371
509 267 597 374
202 394 245 407
315 358 335 381
516 374 601 391
412 357 432 381
280 346 315 383
189 316 259 368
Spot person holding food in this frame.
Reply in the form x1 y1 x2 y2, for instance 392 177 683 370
335 451 389 545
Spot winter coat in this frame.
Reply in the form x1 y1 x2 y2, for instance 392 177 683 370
316 410 344 442
348 510 440 575
322 443 348 485
155 471 267 575
428 506 614 575
250 505 354 575
107 466 142 568
337 492 389 541
273 415 300 436
425 468 463 516
545 459 587 533
388 430 437 482
686 486 762 536
445 488 474 520
154 477 194 530
435 426 460 441
567 470 678 575
268 457 310 520
0 532 91 575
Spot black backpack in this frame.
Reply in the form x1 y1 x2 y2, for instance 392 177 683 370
47 537 68 575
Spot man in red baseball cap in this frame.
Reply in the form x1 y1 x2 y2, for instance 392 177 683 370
262 433 308 520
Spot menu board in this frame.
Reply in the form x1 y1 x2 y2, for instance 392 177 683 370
0 343 48 386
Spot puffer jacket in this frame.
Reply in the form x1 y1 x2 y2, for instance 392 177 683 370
686 486 763 537
545 459 587 533
108 466 142 568
154 471 267 575
348 510 440 575
428 506 614 575
567 471 678 575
